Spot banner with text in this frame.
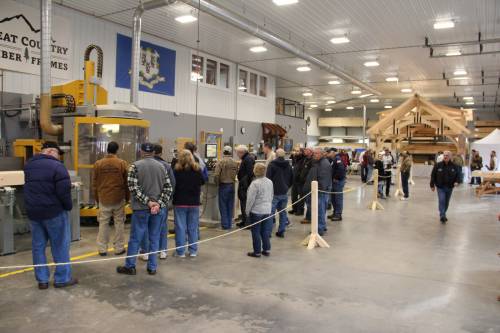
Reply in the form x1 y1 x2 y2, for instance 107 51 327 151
0 0 72 79
115 33 176 96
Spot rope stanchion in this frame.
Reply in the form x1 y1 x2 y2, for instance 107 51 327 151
302 181 329 249
369 169 384 210
394 166 404 197
409 165 415 185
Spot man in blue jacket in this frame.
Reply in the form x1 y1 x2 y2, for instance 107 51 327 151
266 149 293 238
329 148 346 221
24 141 77 289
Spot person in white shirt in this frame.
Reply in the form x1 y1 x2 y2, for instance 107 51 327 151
382 148 394 197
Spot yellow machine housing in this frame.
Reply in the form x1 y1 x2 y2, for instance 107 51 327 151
13 139 44 164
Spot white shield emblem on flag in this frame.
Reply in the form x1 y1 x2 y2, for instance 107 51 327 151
139 47 165 89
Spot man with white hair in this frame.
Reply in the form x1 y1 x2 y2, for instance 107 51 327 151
266 148 293 238
430 151 460 223
236 145 255 228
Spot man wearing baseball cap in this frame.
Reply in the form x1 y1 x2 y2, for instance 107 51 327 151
117 142 173 275
24 141 78 289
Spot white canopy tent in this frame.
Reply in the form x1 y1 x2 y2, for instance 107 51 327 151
471 128 500 171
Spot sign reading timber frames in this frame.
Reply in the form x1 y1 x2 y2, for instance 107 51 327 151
0 0 72 79
115 33 176 96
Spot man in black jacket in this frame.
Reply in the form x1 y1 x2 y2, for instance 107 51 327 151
236 145 255 228
430 151 460 223
290 148 305 215
299 148 313 223
267 149 293 237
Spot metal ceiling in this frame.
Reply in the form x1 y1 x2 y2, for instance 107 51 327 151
55 0 500 111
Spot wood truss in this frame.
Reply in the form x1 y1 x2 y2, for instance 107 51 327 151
367 94 471 153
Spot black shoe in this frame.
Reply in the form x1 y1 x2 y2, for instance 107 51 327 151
332 215 342 221
327 214 335 219
275 232 284 238
318 231 325 236
444 216 448 222
116 266 137 275
247 252 261 258
440 217 447 224
54 278 79 288
38 282 49 290
288 210 295 214
98 252 107 257
147 269 156 275
262 251 270 257
114 249 126 256
236 222 245 228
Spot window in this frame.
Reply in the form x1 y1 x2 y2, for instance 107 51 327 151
191 54 204 82
220 63 229 89
206 59 217 85
276 97 304 119
249 73 258 95
259 76 267 97
239 69 248 92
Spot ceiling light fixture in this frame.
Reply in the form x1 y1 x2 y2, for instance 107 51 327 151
453 69 467 76
401 88 412 93
384 105 393 109
445 50 461 57
238 86 246 91
465 101 474 105
330 36 350 44
296 66 311 72
463 96 473 100
370 99 380 103
175 15 198 23
346 106 354 110
311 104 318 108
272 0 298 5
302 92 312 97
249 46 267 53
359 94 373 98
433 20 455 30
325 108 332 111
452 76 469 80
351 90 362 95
364 61 379 67
326 100 336 104
386 77 398 82
328 80 341 85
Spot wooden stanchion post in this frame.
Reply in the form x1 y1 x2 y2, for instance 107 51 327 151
394 166 404 197
368 169 384 210
409 166 415 185
302 181 330 249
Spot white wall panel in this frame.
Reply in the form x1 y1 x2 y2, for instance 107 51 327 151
4 0 276 124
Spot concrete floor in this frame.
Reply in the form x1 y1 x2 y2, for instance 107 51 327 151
0 177 499 333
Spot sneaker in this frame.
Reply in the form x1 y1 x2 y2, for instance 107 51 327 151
247 252 261 258
236 222 245 228
140 254 149 261
117 266 137 275
288 210 295 214
262 251 270 257
275 231 285 238
440 217 446 224
400 197 409 201
174 252 186 258
147 269 156 275
54 278 79 288
327 213 335 219
286 221 293 228
38 282 49 290
189 252 197 258
300 219 311 224
114 249 126 256
332 215 342 221
159 251 168 260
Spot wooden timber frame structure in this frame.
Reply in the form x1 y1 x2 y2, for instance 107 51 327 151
367 94 471 154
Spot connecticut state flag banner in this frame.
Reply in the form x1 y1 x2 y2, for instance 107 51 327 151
115 33 176 96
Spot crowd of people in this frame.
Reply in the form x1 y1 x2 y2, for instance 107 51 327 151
21 139 498 289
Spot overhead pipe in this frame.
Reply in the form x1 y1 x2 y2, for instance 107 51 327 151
40 0 62 135
180 0 381 96
130 0 177 105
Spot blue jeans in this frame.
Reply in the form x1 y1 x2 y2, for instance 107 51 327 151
332 179 345 216
305 196 311 220
30 211 72 284
140 208 169 252
125 208 165 271
218 183 235 229
378 181 384 196
174 206 199 255
401 172 410 198
367 165 373 182
250 213 273 254
318 192 329 233
437 187 453 218
272 194 289 234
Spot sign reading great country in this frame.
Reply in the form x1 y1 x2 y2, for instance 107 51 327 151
0 0 72 79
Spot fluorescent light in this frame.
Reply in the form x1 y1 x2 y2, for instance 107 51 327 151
453 69 467 76
386 77 398 82
359 93 373 98
328 80 341 85
370 99 380 103
452 76 468 80
351 90 362 95
326 100 336 104
364 61 379 67
445 50 461 57
401 88 412 93
384 105 393 109
175 15 197 23
302 92 312 97
434 20 455 30
272 0 298 5
325 108 332 111
249 46 267 53
330 36 350 44
296 66 311 72
463 96 473 100
311 104 318 108
346 106 354 110
465 101 474 105
238 86 247 91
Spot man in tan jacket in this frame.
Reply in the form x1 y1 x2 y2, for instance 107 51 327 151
214 146 238 229
92 141 129 256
